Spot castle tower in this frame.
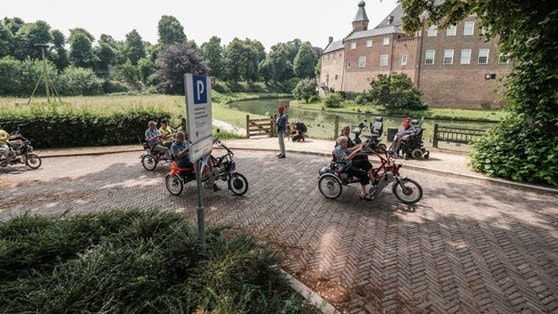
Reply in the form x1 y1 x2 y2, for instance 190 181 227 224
352 1 369 32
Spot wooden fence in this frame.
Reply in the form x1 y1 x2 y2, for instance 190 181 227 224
246 115 274 138
433 124 487 147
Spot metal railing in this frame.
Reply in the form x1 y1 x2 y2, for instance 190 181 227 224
433 124 487 147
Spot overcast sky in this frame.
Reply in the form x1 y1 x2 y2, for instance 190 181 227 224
2 0 398 50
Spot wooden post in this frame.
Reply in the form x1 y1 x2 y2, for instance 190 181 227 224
246 115 250 139
333 116 340 140
270 115 276 137
433 123 439 148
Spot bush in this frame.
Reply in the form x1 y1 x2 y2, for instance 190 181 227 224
0 56 56 97
324 92 344 108
369 72 427 112
0 105 172 148
102 80 131 94
0 211 315 313
56 66 103 96
470 114 558 186
292 78 317 103
355 93 374 105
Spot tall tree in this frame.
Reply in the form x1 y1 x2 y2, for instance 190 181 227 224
124 29 146 65
2 17 24 34
155 43 209 94
68 30 98 68
293 42 318 79
13 21 53 60
400 0 558 185
157 15 187 47
223 38 245 81
50 29 69 70
201 36 224 79
268 43 291 81
0 24 13 57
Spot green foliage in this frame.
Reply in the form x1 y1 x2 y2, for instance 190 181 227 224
292 78 317 103
369 73 427 111
0 211 315 313
324 92 344 108
112 59 140 83
124 29 146 65
201 36 225 79
293 42 318 79
470 114 558 186
56 66 103 96
0 56 56 96
12 20 53 60
0 105 171 148
68 30 98 68
223 38 265 82
157 15 187 47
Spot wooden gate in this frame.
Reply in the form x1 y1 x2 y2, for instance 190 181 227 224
246 115 274 138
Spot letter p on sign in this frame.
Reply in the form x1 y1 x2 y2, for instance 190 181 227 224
192 75 207 104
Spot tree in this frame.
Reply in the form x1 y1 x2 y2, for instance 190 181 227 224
268 43 290 81
137 57 154 84
68 29 98 68
155 43 209 94
222 38 244 81
94 42 116 78
400 0 558 186
13 21 53 60
292 78 317 103
258 58 273 83
56 66 103 95
368 73 426 111
50 29 69 70
124 29 146 65
0 24 13 57
293 42 318 79
201 36 224 79
113 59 139 83
157 15 187 47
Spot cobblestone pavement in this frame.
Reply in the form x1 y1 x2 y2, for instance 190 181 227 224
1 151 557 313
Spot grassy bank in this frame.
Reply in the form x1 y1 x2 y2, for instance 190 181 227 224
291 100 506 122
0 211 316 313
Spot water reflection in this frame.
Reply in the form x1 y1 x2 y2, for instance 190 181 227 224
230 99 497 141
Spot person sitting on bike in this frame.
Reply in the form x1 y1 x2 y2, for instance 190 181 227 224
145 121 171 160
159 118 174 149
0 127 11 163
389 118 416 155
338 125 372 173
334 136 370 200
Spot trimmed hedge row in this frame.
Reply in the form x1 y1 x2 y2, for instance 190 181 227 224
0 109 173 148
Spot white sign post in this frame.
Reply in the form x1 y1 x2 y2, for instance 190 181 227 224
184 73 213 253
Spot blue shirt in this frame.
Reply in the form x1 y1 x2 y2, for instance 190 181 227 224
276 114 287 133
171 140 191 167
333 146 349 163
145 128 161 145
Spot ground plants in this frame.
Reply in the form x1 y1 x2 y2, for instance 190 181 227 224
0 211 316 313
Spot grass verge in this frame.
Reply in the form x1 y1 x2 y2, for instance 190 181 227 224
0 210 316 313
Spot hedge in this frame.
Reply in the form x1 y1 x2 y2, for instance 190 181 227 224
0 108 173 148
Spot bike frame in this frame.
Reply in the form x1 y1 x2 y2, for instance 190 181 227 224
369 152 402 183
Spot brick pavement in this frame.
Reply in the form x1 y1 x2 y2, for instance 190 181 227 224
0 151 557 313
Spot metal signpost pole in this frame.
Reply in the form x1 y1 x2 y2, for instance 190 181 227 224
195 158 206 254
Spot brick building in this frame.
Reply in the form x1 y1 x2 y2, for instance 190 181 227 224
319 1 512 108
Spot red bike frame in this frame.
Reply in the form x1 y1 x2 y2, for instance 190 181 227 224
369 151 402 183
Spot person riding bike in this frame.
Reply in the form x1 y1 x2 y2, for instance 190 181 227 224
334 136 370 200
0 127 13 164
145 121 171 160
159 118 175 149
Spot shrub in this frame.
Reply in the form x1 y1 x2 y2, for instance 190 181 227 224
292 78 317 103
355 93 374 105
102 80 130 94
56 66 103 96
0 56 56 96
369 72 427 111
324 92 344 108
470 114 558 186
0 211 315 313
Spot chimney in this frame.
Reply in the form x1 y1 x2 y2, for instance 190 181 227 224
387 16 394 25
328 36 333 44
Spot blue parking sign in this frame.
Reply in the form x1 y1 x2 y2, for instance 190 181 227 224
192 75 207 104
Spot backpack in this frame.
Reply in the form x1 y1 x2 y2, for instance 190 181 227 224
296 122 307 133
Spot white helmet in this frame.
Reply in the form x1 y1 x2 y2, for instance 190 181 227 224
353 127 361 134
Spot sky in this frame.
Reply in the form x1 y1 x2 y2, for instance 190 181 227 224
2 0 398 50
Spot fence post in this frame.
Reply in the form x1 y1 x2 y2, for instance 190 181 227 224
270 115 276 137
333 116 340 140
433 123 439 148
246 115 250 139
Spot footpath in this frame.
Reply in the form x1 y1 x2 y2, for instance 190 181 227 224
36 137 558 195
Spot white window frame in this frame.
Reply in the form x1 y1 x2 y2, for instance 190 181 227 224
366 39 373 47
464 21 475 36
425 50 435 65
478 48 489 64
460 49 471 64
358 56 366 68
443 49 454 65
350 42 356 49
498 53 510 64
427 25 437 37
380 54 388 67
383 37 390 45
401 55 408 65
446 25 456 36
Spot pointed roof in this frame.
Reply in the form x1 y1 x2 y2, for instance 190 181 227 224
374 5 404 29
323 40 344 54
353 1 369 22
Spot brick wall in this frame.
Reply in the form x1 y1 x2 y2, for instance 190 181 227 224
319 49 345 96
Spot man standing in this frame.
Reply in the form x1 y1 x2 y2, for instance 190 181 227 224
273 105 287 158
145 121 171 160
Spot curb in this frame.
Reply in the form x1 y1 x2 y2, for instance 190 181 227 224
280 270 340 314
37 146 558 195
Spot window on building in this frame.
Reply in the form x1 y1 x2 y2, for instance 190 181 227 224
359 56 366 68
464 21 475 36
383 37 390 45
461 49 471 64
427 25 437 37
446 25 456 36
347 61 351 68
498 53 510 64
401 55 408 65
425 50 435 65
380 54 388 66
351 42 356 49
443 49 454 64
335 74 338 80
478 48 489 64
366 39 372 47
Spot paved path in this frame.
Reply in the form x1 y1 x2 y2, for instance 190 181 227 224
1 150 557 313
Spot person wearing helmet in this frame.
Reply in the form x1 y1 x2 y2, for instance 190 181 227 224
272 105 287 158
0 126 11 165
